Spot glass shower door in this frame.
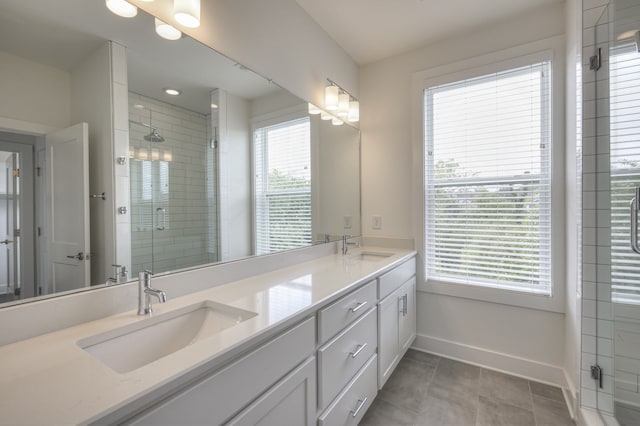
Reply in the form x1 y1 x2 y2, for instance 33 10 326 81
609 0 640 423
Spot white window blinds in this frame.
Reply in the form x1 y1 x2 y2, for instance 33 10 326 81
610 46 640 304
254 117 312 255
424 61 552 295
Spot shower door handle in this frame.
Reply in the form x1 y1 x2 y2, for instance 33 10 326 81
631 187 640 255
156 208 166 231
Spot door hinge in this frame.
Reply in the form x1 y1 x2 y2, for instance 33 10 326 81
37 227 41 237
590 48 602 71
36 167 41 177
591 365 603 388
12 168 19 177
13 229 20 237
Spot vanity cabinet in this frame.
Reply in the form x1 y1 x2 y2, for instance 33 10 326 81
125 317 316 426
377 259 417 388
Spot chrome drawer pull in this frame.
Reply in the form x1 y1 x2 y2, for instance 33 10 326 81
350 343 368 359
350 397 368 418
349 301 368 313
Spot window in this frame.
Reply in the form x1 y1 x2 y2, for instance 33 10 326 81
610 45 640 304
424 61 552 295
254 117 312 254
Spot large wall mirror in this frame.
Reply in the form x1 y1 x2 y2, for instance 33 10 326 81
0 0 361 307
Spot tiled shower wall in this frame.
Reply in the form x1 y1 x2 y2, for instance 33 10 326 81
581 0 615 415
128 92 218 275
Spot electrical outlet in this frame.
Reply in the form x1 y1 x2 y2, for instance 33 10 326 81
343 215 352 229
372 215 382 230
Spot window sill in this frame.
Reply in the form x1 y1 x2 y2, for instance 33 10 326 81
419 278 565 314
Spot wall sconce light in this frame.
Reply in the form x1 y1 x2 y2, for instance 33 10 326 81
337 93 350 118
105 0 137 18
325 85 339 111
332 117 344 126
308 103 322 115
174 0 201 28
155 18 182 40
348 100 360 123
320 111 332 121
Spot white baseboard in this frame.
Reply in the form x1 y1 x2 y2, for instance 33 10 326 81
412 333 568 388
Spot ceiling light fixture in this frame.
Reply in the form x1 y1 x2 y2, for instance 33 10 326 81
164 88 181 96
174 0 201 28
155 18 182 40
105 0 137 18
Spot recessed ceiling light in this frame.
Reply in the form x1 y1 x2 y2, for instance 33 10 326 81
164 88 181 96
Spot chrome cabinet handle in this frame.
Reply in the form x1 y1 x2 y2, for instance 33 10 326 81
403 294 408 316
350 397 368 418
631 187 640 255
349 301 367 313
350 343 367 359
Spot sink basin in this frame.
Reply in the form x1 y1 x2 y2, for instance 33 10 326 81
349 251 394 262
78 301 257 373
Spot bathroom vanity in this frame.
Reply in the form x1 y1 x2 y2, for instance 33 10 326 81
0 247 416 425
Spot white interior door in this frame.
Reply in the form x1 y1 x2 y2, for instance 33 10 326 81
0 156 13 296
46 123 90 292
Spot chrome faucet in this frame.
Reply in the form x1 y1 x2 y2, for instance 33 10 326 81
342 235 359 255
138 270 167 315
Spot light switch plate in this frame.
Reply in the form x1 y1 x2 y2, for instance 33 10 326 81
343 215 352 229
372 215 382 230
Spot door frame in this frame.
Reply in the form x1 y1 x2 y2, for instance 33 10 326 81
0 133 37 299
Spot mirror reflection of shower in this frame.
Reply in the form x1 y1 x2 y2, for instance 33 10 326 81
128 93 219 277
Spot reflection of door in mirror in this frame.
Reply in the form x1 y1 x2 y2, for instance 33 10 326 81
0 138 35 302
129 93 219 276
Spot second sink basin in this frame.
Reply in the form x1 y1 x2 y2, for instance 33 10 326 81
78 301 257 373
350 251 394 262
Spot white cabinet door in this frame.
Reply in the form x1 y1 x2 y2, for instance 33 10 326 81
377 285 402 388
228 357 316 426
398 277 416 354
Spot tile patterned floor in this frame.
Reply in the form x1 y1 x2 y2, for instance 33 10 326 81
360 349 575 426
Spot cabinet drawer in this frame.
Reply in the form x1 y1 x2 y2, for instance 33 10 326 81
318 308 377 410
318 355 377 426
318 280 376 344
127 317 315 425
378 258 416 300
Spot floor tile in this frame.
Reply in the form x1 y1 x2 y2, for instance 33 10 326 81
416 392 477 426
532 395 575 426
479 368 533 411
477 395 536 426
403 348 440 367
378 357 437 412
530 381 565 403
427 358 481 401
359 397 420 426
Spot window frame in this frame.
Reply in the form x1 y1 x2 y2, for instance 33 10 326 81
251 105 315 255
412 36 566 313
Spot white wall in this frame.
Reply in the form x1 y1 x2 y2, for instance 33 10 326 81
360 2 569 385
0 50 70 132
564 0 582 410
129 0 358 109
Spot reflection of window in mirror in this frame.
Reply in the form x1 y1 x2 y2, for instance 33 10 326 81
254 117 312 254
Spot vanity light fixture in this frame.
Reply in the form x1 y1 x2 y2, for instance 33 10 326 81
211 103 219 109
325 79 359 123
174 0 201 28
155 18 182 40
105 0 137 18
308 103 322 115
320 111 332 121
332 117 344 126
325 85 339 111
164 88 181 96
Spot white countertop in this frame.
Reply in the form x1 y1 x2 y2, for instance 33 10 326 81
0 247 415 425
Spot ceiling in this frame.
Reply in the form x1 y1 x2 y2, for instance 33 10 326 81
295 0 564 64
0 0 277 114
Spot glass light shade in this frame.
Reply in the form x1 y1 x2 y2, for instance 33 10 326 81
348 100 360 122
332 117 344 126
325 85 339 111
174 0 201 28
337 93 349 117
155 18 182 40
105 0 137 18
308 103 322 115
320 112 332 120
163 150 173 162
151 149 160 161
138 148 149 160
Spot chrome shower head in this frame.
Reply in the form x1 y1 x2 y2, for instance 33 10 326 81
144 129 165 143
